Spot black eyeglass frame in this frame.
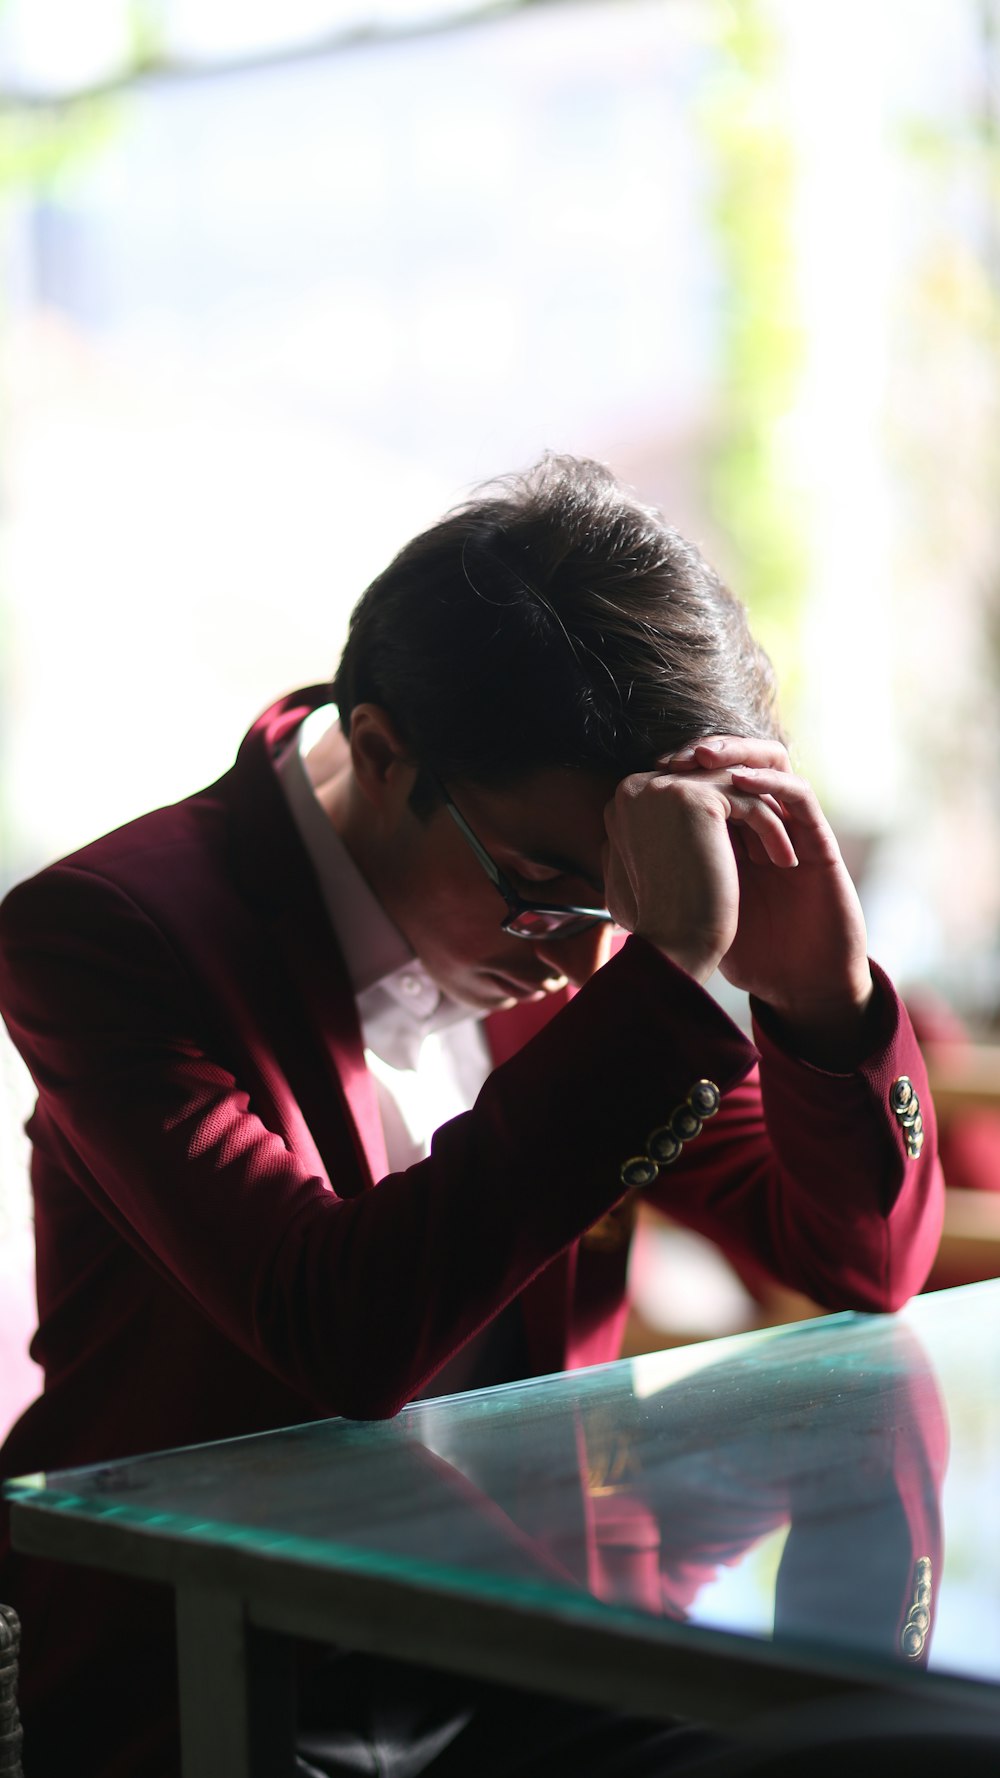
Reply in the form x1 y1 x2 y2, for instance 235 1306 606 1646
434 778 615 941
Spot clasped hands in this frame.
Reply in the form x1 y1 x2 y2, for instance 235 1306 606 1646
602 737 875 1068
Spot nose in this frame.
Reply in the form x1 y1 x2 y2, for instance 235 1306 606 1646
536 921 615 989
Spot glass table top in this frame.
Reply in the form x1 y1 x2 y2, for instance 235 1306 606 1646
7 1279 1000 1695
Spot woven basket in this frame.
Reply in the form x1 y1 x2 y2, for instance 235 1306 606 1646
0 1606 23 1778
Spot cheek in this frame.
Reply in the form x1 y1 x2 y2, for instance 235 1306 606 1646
433 902 503 963
404 866 500 961
388 821 507 967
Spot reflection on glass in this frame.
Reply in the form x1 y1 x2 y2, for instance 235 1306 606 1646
421 1313 947 1671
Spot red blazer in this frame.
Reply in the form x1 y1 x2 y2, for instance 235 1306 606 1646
0 688 944 1775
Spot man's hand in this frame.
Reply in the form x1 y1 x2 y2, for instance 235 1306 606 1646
603 737 874 1068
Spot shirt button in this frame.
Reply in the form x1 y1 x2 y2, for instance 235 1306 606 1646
400 974 422 996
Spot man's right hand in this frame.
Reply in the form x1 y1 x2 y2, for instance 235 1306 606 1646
601 761 797 985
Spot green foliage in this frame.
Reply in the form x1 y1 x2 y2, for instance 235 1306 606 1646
126 0 170 76
0 98 119 195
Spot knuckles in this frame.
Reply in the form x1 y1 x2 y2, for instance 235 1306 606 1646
612 771 729 813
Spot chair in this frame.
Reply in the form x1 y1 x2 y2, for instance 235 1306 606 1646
0 1604 23 1778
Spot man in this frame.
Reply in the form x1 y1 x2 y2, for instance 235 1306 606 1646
0 454 943 1775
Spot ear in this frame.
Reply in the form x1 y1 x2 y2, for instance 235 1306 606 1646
347 703 418 822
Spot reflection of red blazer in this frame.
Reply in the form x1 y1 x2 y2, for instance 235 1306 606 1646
0 688 944 1775
434 1318 948 1666
576 1320 948 1666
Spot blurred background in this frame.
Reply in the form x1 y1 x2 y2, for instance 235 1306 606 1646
2 0 1000 1673
2 0 1000 1355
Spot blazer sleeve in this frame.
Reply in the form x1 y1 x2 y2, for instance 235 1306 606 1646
643 959 944 1312
0 867 759 1418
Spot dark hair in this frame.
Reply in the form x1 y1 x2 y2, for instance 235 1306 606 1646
332 453 781 807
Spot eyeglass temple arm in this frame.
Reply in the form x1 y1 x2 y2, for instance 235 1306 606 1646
439 787 614 918
439 795 514 894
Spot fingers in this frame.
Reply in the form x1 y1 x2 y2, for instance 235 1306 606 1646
658 740 805 865
724 789 798 868
607 769 798 870
727 766 841 865
651 747 840 871
664 735 792 774
731 823 771 868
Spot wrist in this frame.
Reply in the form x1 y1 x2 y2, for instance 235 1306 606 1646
756 970 876 1071
645 935 722 987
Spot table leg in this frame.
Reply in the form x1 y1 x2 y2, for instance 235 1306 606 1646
176 1583 296 1778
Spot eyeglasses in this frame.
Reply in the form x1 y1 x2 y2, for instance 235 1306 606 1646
436 780 615 941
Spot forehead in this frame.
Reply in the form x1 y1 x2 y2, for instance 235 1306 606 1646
456 768 618 873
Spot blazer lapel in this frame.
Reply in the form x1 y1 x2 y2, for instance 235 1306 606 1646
224 687 389 1187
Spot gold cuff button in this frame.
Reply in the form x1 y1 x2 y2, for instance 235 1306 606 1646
671 1106 703 1143
647 1127 683 1167
890 1076 914 1113
688 1080 721 1119
901 1557 932 1658
620 1155 659 1190
890 1077 924 1159
627 1080 723 1190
